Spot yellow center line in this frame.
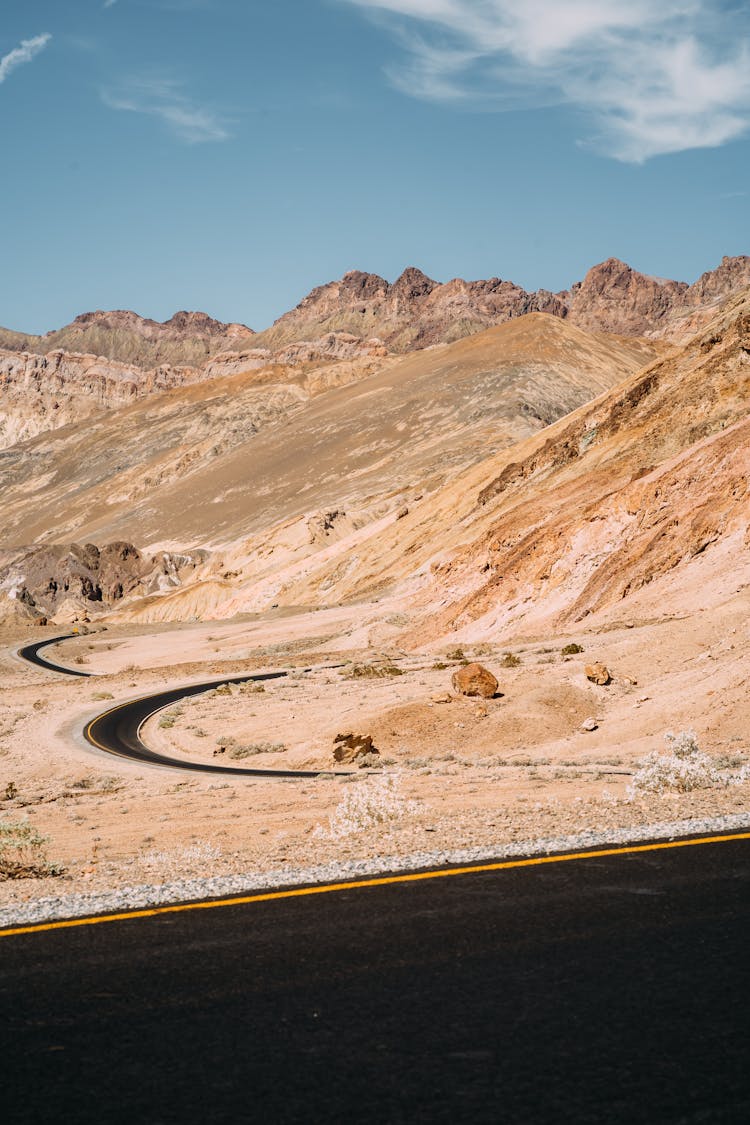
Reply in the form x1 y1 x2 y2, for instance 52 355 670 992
2 830 749 939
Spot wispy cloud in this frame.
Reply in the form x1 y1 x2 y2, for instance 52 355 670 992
0 33 52 85
344 1 750 161
103 1 118 8
102 76 230 143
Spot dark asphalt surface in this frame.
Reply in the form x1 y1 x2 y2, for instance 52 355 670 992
3 834 749 1124
17 635 91 678
82 672 338 778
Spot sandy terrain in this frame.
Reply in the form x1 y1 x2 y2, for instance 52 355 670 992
2 575 748 907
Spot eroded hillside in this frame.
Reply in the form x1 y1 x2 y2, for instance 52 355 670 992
0 314 661 622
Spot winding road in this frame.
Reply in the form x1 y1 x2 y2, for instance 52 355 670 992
18 633 347 779
17 634 92 678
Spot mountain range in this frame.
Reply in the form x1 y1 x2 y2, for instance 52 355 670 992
0 252 748 648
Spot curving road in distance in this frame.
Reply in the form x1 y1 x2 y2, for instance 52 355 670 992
17 634 92 678
18 633 348 779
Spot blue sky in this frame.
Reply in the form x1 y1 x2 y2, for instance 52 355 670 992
1 0 748 333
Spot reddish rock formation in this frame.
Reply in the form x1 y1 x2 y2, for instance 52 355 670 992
252 256 750 354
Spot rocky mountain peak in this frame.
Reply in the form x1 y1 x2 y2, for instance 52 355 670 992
685 255 750 304
390 267 436 299
67 308 253 340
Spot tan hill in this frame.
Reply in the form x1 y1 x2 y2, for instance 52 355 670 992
0 314 661 622
251 256 750 354
262 282 750 646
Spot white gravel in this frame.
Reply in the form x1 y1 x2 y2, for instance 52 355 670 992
2 810 750 930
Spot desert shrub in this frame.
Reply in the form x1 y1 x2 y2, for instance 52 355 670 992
0 817 62 879
446 648 465 661
228 742 286 759
343 664 404 679
159 716 176 729
139 842 221 878
431 661 448 671
501 652 521 668
561 643 585 655
99 776 122 792
629 730 729 795
239 682 265 694
4 781 18 800
318 774 419 838
357 752 383 769
92 692 114 701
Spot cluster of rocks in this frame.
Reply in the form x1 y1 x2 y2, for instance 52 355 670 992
329 655 639 764
0 541 201 623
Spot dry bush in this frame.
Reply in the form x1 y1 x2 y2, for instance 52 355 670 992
342 664 404 680
138 842 222 879
0 817 63 879
228 742 286 759
629 730 749 795
317 774 419 839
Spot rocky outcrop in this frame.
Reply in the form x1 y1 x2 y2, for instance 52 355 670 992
253 267 569 353
202 332 387 379
333 732 379 764
0 542 202 618
564 259 688 336
585 663 612 686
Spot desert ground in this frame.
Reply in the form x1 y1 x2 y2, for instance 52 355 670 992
2 546 749 909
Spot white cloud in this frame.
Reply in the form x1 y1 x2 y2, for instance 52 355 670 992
344 0 750 161
102 77 230 143
0 33 52 85
103 1 118 8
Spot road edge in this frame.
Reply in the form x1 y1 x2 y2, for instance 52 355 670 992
2 810 749 933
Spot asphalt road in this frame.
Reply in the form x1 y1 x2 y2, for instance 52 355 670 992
82 672 338 778
3 833 749 1124
17 634 346 779
17 635 91 678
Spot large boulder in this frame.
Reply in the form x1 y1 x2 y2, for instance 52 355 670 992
333 732 379 765
451 663 499 699
585 662 612 686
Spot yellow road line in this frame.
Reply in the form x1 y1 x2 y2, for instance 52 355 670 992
2 830 749 940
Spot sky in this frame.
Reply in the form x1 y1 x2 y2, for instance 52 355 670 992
1 0 748 334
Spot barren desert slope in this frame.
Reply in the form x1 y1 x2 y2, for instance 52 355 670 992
0 313 658 555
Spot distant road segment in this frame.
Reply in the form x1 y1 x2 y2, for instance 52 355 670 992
17 634 346 779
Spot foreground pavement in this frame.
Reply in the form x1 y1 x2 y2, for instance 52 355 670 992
2 833 749 1124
